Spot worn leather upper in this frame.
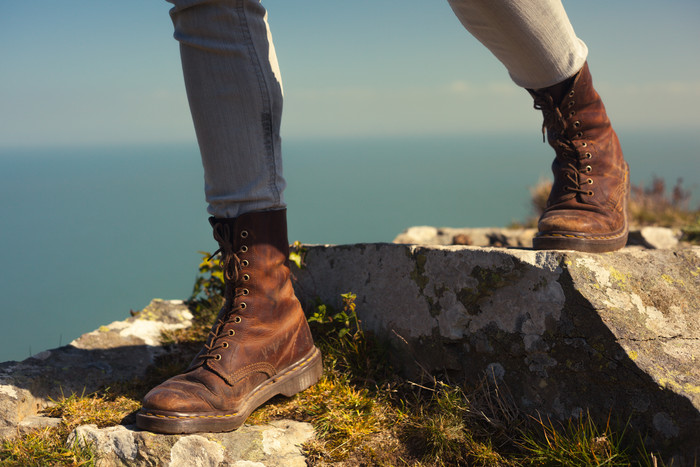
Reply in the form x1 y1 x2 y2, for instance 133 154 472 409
531 62 629 242
142 209 315 415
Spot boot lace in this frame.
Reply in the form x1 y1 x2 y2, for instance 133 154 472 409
198 223 249 364
532 92 592 197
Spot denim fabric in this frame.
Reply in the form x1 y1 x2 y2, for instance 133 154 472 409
447 0 588 89
167 0 587 217
167 0 285 218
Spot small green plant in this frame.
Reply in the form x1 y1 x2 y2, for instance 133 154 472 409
289 241 308 269
307 292 391 385
188 251 225 323
308 292 360 340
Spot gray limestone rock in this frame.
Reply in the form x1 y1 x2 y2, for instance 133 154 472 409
0 299 192 437
291 243 700 459
394 225 685 250
394 226 537 247
67 420 313 467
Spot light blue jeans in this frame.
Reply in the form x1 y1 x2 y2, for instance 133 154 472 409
167 0 587 218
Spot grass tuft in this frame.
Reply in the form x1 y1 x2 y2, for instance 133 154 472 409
519 412 632 466
0 427 96 467
44 389 141 430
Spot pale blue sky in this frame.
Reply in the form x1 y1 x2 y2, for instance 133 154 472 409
1 1 699 146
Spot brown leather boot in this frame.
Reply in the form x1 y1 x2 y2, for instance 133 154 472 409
529 62 629 252
136 209 322 434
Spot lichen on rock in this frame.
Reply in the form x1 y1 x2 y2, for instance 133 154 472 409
292 243 700 457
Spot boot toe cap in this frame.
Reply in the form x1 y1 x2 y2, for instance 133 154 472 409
538 209 614 237
142 379 215 414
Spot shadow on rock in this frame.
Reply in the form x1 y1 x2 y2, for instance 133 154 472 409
291 243 700 461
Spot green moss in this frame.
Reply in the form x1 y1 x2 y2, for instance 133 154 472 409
456 265 522 315
409 253 429 292
457 287 481 315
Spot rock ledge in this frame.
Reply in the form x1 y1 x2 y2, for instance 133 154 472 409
291 243 699 457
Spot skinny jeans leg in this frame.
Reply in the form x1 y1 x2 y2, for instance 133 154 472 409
167 0 285 218
446 0 588 89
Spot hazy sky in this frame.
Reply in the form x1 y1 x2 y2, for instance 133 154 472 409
2 1 699 147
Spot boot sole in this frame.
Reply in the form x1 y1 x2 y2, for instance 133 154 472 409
532 230 628 253
135 346 323 434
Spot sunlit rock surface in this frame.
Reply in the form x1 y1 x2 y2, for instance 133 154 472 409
67 420 313 467
292 243 700 457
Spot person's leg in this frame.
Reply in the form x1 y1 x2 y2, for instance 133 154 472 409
446 0 587 89
136 0 322 434
448 0 628 252
172 0 285 218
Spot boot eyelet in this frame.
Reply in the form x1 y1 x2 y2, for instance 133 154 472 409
576 132 583 138
241 260 249 267
581 142 587 147
240 245 248 253
586 165 592 172
585 153 592 159
214 354 222 361
573 121 581 128
229 329 236 336
567 101 575 107
588 191 594 196
587 179 594 185
242 288 249 295
568 111 575 117
234 316 242 324
243 274 250 281
240 230 249 238
568 90 575 97
222 342 229 348
240 302 247 310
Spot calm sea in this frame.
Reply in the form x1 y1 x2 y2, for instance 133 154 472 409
0 132 698 362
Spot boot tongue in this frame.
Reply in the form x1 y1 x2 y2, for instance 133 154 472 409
535 74 576 108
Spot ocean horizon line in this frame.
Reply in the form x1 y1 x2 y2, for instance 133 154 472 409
1 127 698 153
